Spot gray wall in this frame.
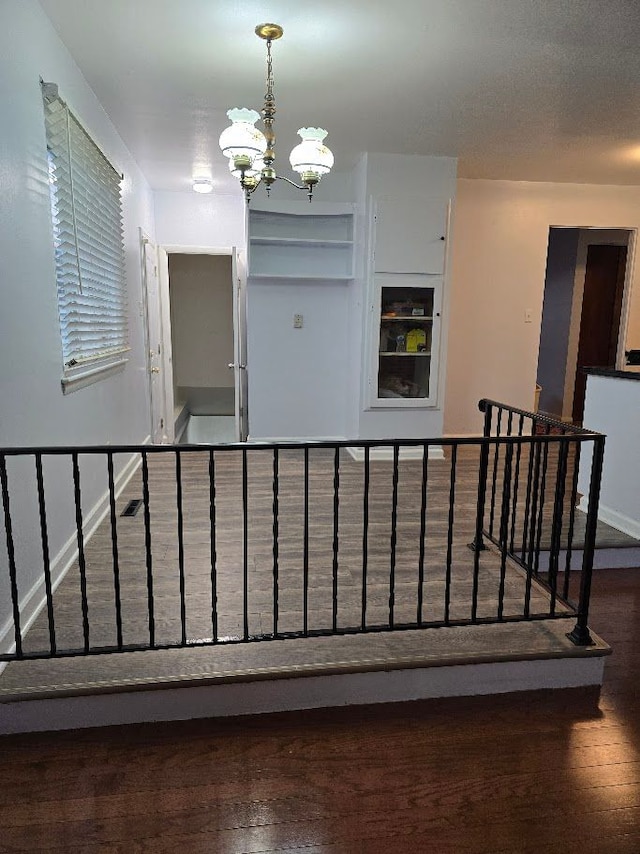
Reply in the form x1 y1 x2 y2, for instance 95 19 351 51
536 229 580 416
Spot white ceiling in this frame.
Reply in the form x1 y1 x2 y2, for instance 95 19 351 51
39 0 640 193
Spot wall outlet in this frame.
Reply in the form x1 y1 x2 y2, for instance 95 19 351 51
293 314 303 329
524 308 533 323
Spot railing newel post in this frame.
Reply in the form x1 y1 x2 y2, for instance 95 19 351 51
567 435 605 646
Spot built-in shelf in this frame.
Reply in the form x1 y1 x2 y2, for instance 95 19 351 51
368 278 442 408
248 206 355 281
250 237 353 248
379 351 432 357
381 315 434 322
249 274 353 282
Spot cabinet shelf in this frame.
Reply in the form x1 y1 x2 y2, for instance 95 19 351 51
250 237 353 248
381 315 433 322
379 351 431 357
249 274 353 282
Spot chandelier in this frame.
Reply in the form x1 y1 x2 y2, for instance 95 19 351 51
218 23 334 202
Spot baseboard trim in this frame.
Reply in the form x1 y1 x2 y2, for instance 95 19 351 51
0 450 143 663
587 501 640 541
347 446 444 462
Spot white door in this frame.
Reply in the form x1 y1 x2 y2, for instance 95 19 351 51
232 247 249 441
141 231 166 443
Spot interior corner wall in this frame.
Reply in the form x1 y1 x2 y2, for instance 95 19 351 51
0 0 156 641
444 179 640 436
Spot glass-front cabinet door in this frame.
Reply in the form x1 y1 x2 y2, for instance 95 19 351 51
368 274 442 408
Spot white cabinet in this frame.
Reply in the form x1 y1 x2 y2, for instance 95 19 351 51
374 195 447 274
366 274 442 409
248 205 355 281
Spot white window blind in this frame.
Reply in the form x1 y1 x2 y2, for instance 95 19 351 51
43 85 127 372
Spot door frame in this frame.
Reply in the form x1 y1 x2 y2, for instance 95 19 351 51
140 229 169 443
537 225 636 422
562 227 636 420
159 244 247 441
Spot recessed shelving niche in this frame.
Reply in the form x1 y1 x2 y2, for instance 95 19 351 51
248 207 355 281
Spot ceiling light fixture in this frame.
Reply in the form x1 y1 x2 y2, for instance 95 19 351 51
192 177 213 194
219 24 334 202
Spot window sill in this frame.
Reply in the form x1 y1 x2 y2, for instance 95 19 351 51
61 356 128 394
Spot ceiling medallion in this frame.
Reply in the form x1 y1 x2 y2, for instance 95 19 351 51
218 24 334 202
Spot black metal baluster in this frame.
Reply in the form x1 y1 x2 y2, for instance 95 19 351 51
523 440 542 618
532 428 551 577
417 443 429 626
506 410 514 438
497 443 514 620
527 433 544 568
0 455 22 658
272 448 279 637
520 427 536 563
471 405 492 621
332 446 340 633
209 450 218 642
303 447 309 637
72 452 90 653
488 408 503 538
509 414 525 555
388 443 400 628
563 443 581 602
35 453 56 655
175 450 186 646
242 448 249 641
361 446 370 631
548 439 569 616
106 451 123 651
141 450 155 648
444 445 457 624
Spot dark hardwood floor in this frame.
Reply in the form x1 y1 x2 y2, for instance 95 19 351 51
1 567 639 853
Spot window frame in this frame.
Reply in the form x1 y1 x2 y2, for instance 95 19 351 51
43 82 129 393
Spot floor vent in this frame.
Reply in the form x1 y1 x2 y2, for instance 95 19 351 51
120 499 143 517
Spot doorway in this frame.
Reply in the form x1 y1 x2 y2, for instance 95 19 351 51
571 244 627 422
141 241 248 444
536 227 634 424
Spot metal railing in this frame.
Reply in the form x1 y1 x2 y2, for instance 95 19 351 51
473 399 605 646
0 400 604 662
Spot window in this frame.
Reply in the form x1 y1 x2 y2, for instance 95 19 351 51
42 82 128 392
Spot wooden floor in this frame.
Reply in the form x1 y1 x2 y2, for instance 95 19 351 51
0 567 637 852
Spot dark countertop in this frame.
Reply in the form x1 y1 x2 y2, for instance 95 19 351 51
584 367 640 382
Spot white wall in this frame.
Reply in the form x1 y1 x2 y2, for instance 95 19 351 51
154 190 245 249
168 254 234 389
0 1 155 647
580 374 640 539
445 179 640 435
247 281 350 440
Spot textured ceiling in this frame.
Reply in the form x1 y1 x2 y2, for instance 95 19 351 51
39 0 640 192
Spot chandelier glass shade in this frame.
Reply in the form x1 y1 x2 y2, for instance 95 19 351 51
218 24 333 201
218 108 267 162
